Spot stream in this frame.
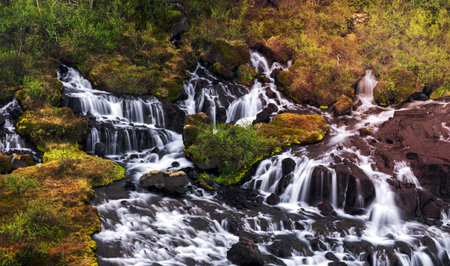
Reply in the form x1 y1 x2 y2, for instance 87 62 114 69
1 51 447 265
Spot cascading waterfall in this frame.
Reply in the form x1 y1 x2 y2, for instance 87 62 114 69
0 98 32 153
58 55 450 265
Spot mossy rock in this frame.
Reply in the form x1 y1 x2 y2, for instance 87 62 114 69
265 36 295 64
16 76 62 111
236 65 257 86
0 153 13 174
81 54 161 96
158 75 184 102
202 39 250 78
257 113 328 145
331 94 354 116
430 85 450 100
17 107 88 150
183 112 212 148
276 70 295 90
373 69 421 105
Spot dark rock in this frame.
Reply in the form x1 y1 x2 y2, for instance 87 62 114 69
358 127 371 137
170 13 189 40
281 158 296 176
265 103 279 114
139 170 189 194
267 234 313 258
227 237 264 266
406 92 429 102
253 110 271 124
421 200 441 219
325 252 339 262
276 173 292 195
318 202 333 212
265 88 276 98
171 161 180 168
94 141 106 157
123 179 136 191
0 116 5 127
11 153 34 170
374 103 450 200
216 187 260 209
387 179 418 220
266 193 280 205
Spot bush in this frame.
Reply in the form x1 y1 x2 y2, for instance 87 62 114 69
1 174 37 196
186 123 275 183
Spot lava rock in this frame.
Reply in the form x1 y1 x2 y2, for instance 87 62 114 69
265 88 276 98
281 158 296 176
227 237 264 266
266 193 280 205
253 110 271 124
123 179 136 191
139 170 189 194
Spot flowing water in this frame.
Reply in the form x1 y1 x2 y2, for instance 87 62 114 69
52 52 450 265
0 97 34 154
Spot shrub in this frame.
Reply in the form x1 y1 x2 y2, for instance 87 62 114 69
1 174 37 196
186 123 275 182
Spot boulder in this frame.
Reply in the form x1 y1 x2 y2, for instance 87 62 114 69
281 158 296 176
265 88 276 98
139 170 189 194
95 142 106 157
266 193 280 205
257 113 328 145
265 103 279 114
253 110 271 124
373 69 422 105
227 237 264 266
331 95 354 116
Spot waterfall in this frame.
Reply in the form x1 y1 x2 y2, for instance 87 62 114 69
56 55 450 265
0 98 32 153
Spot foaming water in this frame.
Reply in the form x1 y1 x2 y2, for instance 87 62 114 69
0 98 33 153
58 60 450 265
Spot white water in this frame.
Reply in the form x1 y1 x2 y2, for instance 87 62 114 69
0 98 32 153
56 57 450 265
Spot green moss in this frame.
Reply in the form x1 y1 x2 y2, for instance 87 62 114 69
373 69 420 105
236 65 257 86
430 85 450 99
16 107 88 151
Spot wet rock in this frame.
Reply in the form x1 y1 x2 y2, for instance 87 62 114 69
169 10 189 40
95 142 106 157
374 102 450 200
406 92 428 102
267 234 313 258
171 161 180 168
227 237 264 266
216 187 260 209
386 179 418 220
421 200 441 219
266 193 280 205
325 252 339 262
265 88 276 98
309 165 333 205
123 179 136 191
358 127 371 137
331 95 354 116
318 202 333 212
253 110 271 124
139 170 189 194
281 158 296 176
0 116 5 127
265 103 279 114
276 173 292 195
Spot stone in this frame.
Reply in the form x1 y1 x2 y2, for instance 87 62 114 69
123 179 136 191
331 95 354 116
253 110 271 124
281 158 296 176
266 193 280 205
265 88 276 98
139 170 189 194
227 237 264 266
95 142 106 157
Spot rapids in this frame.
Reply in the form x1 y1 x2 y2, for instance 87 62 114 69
51 51 450 265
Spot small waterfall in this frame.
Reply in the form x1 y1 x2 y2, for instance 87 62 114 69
393 161 422 188
59 66 191 169
357 69 378 108
0 98 32 153
226 51 296 124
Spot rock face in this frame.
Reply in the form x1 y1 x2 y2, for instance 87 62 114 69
227 237 264 266
307 164 376 213
139 170 189 194
374 102 450 201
